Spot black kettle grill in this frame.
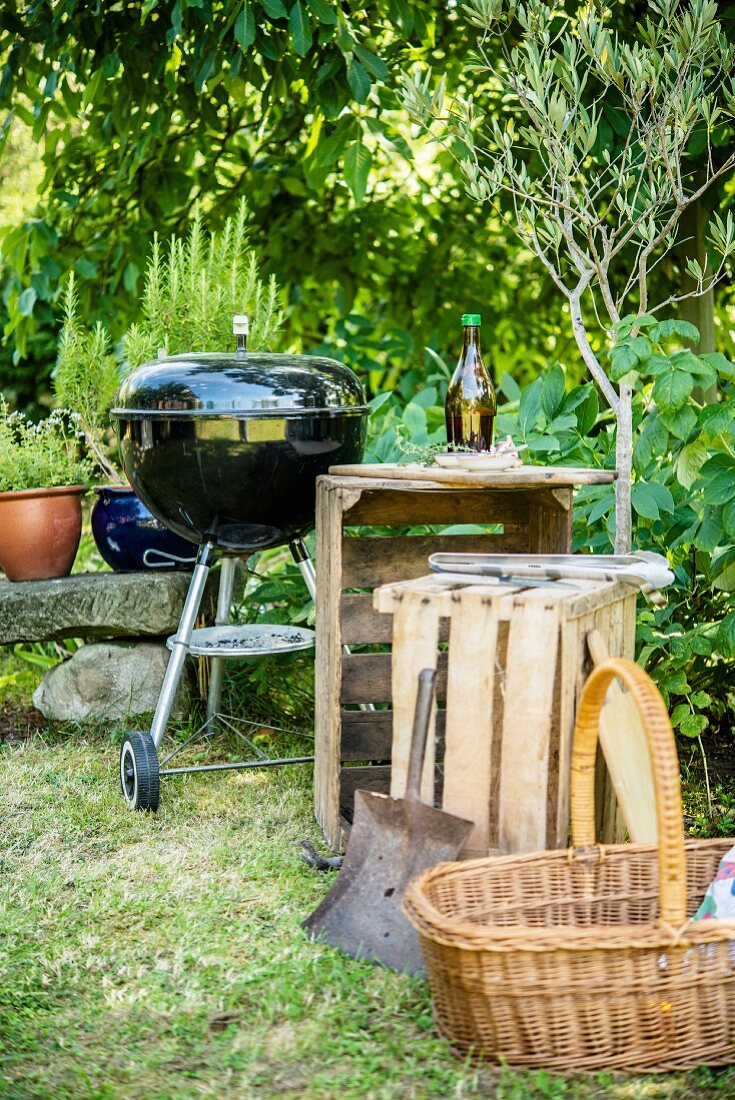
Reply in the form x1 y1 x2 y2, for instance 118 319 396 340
112 317 367 810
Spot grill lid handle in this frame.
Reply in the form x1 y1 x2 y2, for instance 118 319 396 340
233 314 249 357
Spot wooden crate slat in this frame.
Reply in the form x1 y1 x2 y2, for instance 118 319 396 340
496 591 562 854
442 589 499 859
340 709 447 761
343 488 539 528
388 590 442 801
339 653 392 704
339 651 449 704
341 532 530 588
340 594 394 645
339 765 444 819
314 478 344 849
328 465 617 487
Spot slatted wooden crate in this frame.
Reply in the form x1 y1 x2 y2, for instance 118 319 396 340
313 467 617 850
372 573 636 859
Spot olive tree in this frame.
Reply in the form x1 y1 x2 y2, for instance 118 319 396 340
402 0 735 552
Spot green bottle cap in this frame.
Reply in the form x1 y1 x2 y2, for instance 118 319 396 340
461 313 482 326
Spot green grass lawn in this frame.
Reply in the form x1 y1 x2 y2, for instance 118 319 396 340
2 724 735 1100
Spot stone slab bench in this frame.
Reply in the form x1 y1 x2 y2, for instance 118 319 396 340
0 571 218 646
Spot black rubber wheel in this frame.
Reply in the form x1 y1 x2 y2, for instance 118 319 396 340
119 731 160 812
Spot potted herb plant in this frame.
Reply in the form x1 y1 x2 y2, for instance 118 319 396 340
0 398 92 581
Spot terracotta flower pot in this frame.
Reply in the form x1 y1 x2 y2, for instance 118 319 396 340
0 486 86 582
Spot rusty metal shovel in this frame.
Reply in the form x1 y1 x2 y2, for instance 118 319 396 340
303 668 473 976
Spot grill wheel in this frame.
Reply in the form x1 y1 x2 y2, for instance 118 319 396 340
120 730 160 812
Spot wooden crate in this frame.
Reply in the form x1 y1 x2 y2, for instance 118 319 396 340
371 573 636 859
313 467 617 850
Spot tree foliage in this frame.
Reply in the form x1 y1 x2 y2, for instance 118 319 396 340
403 0 735 550
0 0 572 410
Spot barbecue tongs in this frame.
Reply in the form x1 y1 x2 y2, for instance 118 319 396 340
428 551 674 597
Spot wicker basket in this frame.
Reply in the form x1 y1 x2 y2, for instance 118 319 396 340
404 658 735 1071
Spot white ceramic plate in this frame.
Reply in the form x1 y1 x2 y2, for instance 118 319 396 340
434 452 520 471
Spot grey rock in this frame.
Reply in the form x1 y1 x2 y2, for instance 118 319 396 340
0 571 218 645
32 641 192 723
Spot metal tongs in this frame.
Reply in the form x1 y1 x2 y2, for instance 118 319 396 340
428 551 674 598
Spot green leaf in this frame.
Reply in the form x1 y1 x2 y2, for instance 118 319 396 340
575 387 599 435
632 482 660 520
696 455 735 505
260 0 287 15
17 287 36 316
123 261 139 295
633 415 668 473
353 43 388 81
289 1 312 55
402 401 427 442
539 363 565 420
369 391 393 412
307 0 337 22
701 352 735 380
699 404 734 436
697 508 725 551
662 670 690 694
661 403 697 440
649 319 700 343
646 482 675 513
499 372 520 402
73 258 98 279
691 691 712 708
610 344 638 380
670 703 690 728
347 59 370 103
723 497 735 539
643 354 674 377
651 371 694 410
628 334 652 362
343 138 372 204
715 612 735 658
316 127 349 166
519 377 542 435
676 439 708 489
235 2 256 49
587 494 614 524
680 714 708 737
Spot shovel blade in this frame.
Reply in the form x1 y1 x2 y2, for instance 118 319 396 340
303 789 472 975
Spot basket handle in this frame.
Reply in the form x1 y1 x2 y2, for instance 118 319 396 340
570 657 687 927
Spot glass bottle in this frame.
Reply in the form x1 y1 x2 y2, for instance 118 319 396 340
444 313 496 452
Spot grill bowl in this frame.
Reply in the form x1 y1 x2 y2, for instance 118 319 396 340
112 350 367 552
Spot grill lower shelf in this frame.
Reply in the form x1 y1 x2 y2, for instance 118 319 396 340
166 623 315 658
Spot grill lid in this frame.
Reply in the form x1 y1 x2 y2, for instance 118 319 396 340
112 350 367 418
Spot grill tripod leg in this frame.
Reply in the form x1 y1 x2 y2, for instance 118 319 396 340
150 541 216 751
205 556 238 722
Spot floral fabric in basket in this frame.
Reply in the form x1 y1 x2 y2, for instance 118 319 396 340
693 844 735 920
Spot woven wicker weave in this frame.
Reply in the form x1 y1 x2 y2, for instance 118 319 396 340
404 658 735 1071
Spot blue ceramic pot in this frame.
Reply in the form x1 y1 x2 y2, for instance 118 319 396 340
91 486 197 572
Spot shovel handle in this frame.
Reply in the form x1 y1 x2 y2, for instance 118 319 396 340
405 668 437 804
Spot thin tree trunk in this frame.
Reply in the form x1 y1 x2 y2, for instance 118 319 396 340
679 191 716 403
615 384 633 554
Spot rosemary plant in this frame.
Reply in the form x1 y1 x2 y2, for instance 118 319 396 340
124 200 283 368
54 276 122 484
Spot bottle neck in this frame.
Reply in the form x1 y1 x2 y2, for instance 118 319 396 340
463 326 481 352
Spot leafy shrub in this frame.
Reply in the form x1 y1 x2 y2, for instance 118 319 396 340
366 321 735 744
